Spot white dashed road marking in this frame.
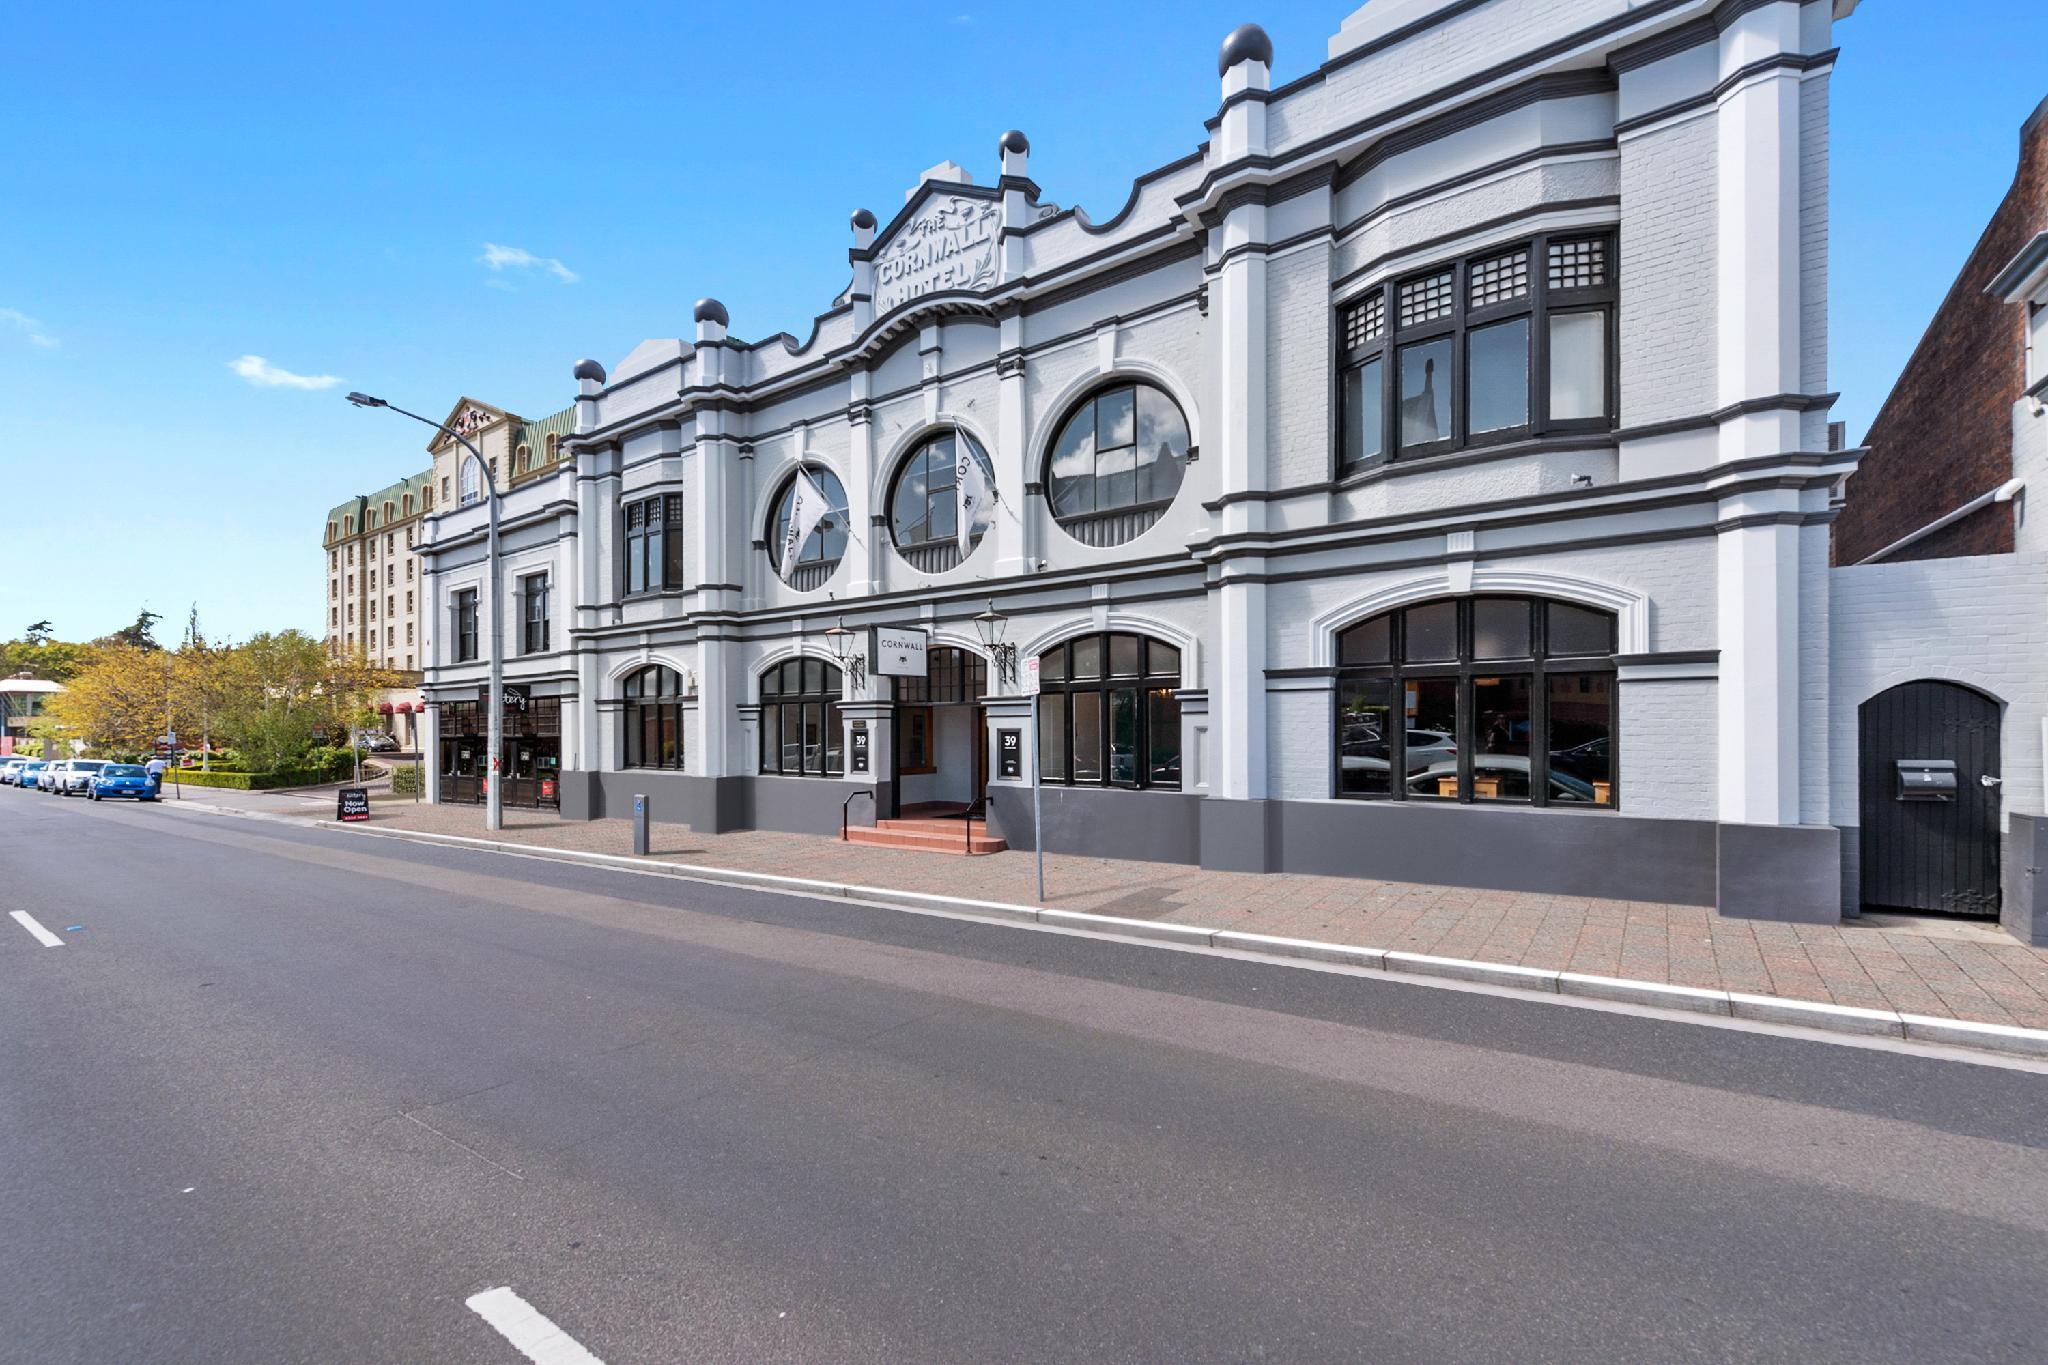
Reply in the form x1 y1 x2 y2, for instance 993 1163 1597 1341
9 911 64 947
466 1287 605 1365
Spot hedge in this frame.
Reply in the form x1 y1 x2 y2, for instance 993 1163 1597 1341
162 768 337 791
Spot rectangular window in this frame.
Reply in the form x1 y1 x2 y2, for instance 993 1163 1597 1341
1145 688 1180 787
1469 675 1532 801
1549 312 1608 421
1467 318 1530 435
1338 678 1394 796
1340 233 1615 471
454 589 478 662
1108 688 1138 785
623 494 683 594
1039 694 1068 782
1547 674 1613 806
898 707 934 774
1341 359 1384 467
521 574 549 654
1398 338 1452 448
1406 678 1459 797
1070 691 1103 782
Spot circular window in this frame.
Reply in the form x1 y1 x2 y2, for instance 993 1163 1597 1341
890 430 996 573
1044 381 1191 547
766 465 848 591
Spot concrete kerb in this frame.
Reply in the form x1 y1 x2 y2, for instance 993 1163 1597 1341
156 801 2048 1063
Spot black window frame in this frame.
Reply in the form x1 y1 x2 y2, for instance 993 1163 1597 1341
1034 631 1183 791
453 588 478 663
622 491 685 597
621 666 685 771
758 657 845 777
520 572 550 655
1337 232 1617 474
888 429 996 568
1042 381 1194 547
1332 596 1617 808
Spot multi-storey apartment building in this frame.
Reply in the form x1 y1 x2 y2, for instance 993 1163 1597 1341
323 470 434 673
418 0 1920 923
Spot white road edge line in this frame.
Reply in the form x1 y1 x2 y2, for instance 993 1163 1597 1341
466 1286 605 1365
9 910 64 948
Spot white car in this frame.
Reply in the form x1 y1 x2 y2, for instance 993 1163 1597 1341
37 760 69 792
0 757 28 786
56 760 107 796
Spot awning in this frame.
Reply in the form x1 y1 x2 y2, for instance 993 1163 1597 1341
378 702 395 715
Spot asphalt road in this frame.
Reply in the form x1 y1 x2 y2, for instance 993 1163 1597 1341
3 792 2047 1364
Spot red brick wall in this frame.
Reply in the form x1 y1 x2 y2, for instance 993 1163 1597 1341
1832 102 2048 565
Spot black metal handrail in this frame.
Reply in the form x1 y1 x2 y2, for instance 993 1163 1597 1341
842 788 874 841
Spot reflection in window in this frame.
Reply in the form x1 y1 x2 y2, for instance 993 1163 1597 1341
1035 632 1181 789
1333 597 1616 807
1339 234 1615 471
890 430 995 567
622 666 686 770
1046 383 1191 546
758 658 844 776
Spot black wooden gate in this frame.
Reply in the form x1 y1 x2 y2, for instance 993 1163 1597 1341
1858 681 2002 915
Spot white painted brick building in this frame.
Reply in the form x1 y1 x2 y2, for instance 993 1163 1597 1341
417 0 1891 923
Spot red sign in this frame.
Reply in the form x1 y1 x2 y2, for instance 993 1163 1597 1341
541 778 557 800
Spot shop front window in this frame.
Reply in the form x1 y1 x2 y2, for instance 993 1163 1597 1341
1333 597 1615 806
1034 632 1182 789
758 658 844 776
621 666 685 770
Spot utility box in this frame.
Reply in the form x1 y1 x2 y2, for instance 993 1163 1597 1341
1895 759 1957 802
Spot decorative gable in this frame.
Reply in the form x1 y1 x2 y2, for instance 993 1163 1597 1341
872 189 1002 316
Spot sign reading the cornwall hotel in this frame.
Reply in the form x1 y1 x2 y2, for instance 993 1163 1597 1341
873 196 1000 315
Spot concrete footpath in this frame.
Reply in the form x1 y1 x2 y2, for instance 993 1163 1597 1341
165 784 2048 1043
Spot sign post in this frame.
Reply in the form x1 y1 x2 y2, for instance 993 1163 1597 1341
1023 656 1043 902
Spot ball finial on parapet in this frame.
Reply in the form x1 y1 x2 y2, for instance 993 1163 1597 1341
1218 22 1273 77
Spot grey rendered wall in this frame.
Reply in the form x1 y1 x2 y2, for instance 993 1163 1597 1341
1269 799 1720 906
986 786 1202 865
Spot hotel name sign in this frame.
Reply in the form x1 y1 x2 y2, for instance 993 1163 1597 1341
873 196 1000 315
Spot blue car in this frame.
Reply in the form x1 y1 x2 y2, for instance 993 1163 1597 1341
14 760 46 790
89 763 158 802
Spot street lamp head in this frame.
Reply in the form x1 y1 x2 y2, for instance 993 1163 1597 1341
823 617 854 661
345 392 388 409
973 598 1008 649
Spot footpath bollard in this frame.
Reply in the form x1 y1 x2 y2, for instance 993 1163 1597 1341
633 793 649 856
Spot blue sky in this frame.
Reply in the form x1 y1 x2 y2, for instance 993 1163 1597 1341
3 1 2040 644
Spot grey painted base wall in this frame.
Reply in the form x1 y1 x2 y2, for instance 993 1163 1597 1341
2001 814 2046 946
555 773 1860 920
558 769 870 838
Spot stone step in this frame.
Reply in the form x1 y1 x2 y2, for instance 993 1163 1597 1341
844 824 1008 855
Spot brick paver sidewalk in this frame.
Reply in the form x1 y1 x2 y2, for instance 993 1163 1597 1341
253 792 2048 1031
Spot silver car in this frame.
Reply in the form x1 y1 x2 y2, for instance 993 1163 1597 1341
37 760 68 792
56 760 107 796
0 757 28 786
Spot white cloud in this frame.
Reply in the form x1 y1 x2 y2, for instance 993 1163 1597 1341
479 242 579 284
228 354 342 390
0 307 58 349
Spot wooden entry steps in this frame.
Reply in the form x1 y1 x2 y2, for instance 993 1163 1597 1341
844 813 1008 855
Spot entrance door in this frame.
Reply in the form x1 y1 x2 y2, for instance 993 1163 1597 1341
1858 681 2001 915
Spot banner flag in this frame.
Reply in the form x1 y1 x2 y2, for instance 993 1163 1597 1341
955 444 992 559
779 469 832 582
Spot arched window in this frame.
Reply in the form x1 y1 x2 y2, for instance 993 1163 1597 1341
766 465 848 592
1035 632 1182 789
1045 381 1191 547
515 443 532 474
621 666 686 770
545 434 559 463
1335 596 1615 806
889 430 996 573
759 657 844 776
458 457 481 507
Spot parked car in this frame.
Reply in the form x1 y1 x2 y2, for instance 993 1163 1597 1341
1405 755 1599 803
13 760 46 789
37 760 68 792
0 757 28 786
88 763 157 802
355 731 401 754
56 760 108 796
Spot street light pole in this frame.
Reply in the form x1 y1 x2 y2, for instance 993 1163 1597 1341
347 392 504 832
